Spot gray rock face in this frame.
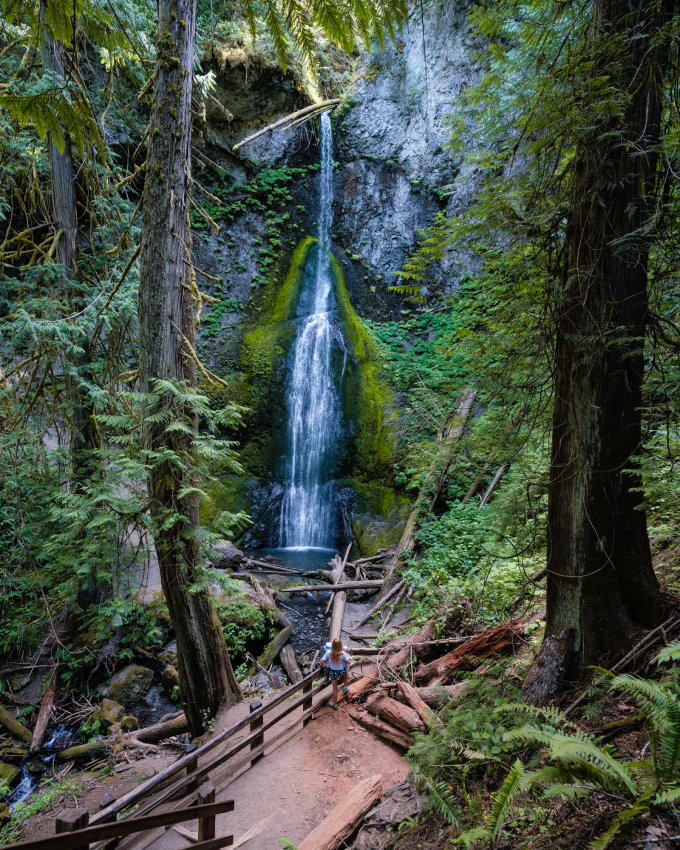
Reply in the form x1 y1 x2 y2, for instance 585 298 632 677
334 0 479 290
210 539 243 570
99 664 154 706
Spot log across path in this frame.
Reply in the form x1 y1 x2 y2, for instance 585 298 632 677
279 580 383 593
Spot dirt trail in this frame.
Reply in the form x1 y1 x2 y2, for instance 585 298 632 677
145 685 408 850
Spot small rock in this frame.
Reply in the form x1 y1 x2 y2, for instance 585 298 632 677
158 641 178 668
0 761 21 789
210 540 243 570
88 698 125 731
120 716 138 732
27 761 46 776
161 665 180 695
99 664 154 705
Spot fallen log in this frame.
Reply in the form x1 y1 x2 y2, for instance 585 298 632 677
347 551 395 567
326 543 351 615
345 706 415 750
298 773 383 850
30 664 58 753
378 390 476 602
343 668 378 702
396 681 441 730
258 625 294 669
353 580 405 631
135 712 188 743
415 620 524 686
233 99 341 152
58 713 189 760
279 581 383 593
366 692 425 734
0 703 32 745
280 642 303 684
415 682 470 709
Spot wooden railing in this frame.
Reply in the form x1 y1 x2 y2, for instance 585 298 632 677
0 668 336 850
0 782 233 850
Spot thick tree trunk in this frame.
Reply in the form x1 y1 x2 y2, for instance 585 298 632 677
138 0 240 735
546 0 672 671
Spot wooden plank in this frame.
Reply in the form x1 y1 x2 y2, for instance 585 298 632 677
1 803 235 850
90 669 318 826
279 581 382 593
298 775 383 850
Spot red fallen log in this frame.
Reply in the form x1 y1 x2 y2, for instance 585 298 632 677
342 668 378 702
298 773 383 850
366 692 425 734
346 705 415 750
414 620 524 686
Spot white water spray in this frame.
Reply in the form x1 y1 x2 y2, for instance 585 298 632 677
279 114 345 548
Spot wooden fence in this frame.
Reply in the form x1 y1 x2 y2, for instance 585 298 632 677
0 668 335 850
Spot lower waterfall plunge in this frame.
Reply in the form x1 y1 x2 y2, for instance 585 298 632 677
278 113 346 549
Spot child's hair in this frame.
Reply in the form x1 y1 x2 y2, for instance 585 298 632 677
330 637 343 664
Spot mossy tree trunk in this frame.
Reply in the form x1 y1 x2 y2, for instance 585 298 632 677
545 0 672 672
138 0 241 735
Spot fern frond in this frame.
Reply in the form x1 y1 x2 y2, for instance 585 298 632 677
652 784 680 805
657 640 680 665
428 779 460 828
489 759 524 837
587 791 653 850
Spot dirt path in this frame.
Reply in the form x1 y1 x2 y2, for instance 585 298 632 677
144 686 408 850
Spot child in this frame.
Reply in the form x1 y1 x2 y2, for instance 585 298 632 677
320 637 350 710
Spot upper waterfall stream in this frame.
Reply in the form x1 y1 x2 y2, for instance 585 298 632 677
279 114 346 549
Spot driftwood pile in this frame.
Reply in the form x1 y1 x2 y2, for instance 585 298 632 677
340 619 525 750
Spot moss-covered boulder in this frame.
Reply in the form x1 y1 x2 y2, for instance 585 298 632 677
0 762 20 790
99 664 153 705
88 699 125 731
161 665 180 695
210 539 243 570
120 715 139 732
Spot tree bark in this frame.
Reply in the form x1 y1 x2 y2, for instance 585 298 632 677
546 0 673 672
30 665 58 752
138 0 240 735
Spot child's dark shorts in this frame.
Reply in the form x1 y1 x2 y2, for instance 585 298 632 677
326 666 348 682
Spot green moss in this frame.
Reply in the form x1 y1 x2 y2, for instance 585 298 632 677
242 236 315 383
329 253 396 481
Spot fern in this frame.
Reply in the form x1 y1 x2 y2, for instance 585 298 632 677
489 759 524 837
428 779 460 828
657 640 680 665
277 839 298 850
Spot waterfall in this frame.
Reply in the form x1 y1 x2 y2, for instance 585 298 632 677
279 113 345 549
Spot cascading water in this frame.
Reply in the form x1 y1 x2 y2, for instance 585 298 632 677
279 113 346 549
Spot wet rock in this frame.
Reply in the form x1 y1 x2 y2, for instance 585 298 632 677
158 641 177 667
161 665 180 695
88 699 125 731
99 664 154 705
0 762 21 789
120 716 138 732
210 540 243 570
26 761 45 776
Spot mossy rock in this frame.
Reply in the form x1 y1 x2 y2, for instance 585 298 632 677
0 762 20 790
99 664 153 705
88 698 125 731
161 665 180 695
353 516 407 557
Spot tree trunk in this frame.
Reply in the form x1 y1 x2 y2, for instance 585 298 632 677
546 0 672 672
137 0 240 735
